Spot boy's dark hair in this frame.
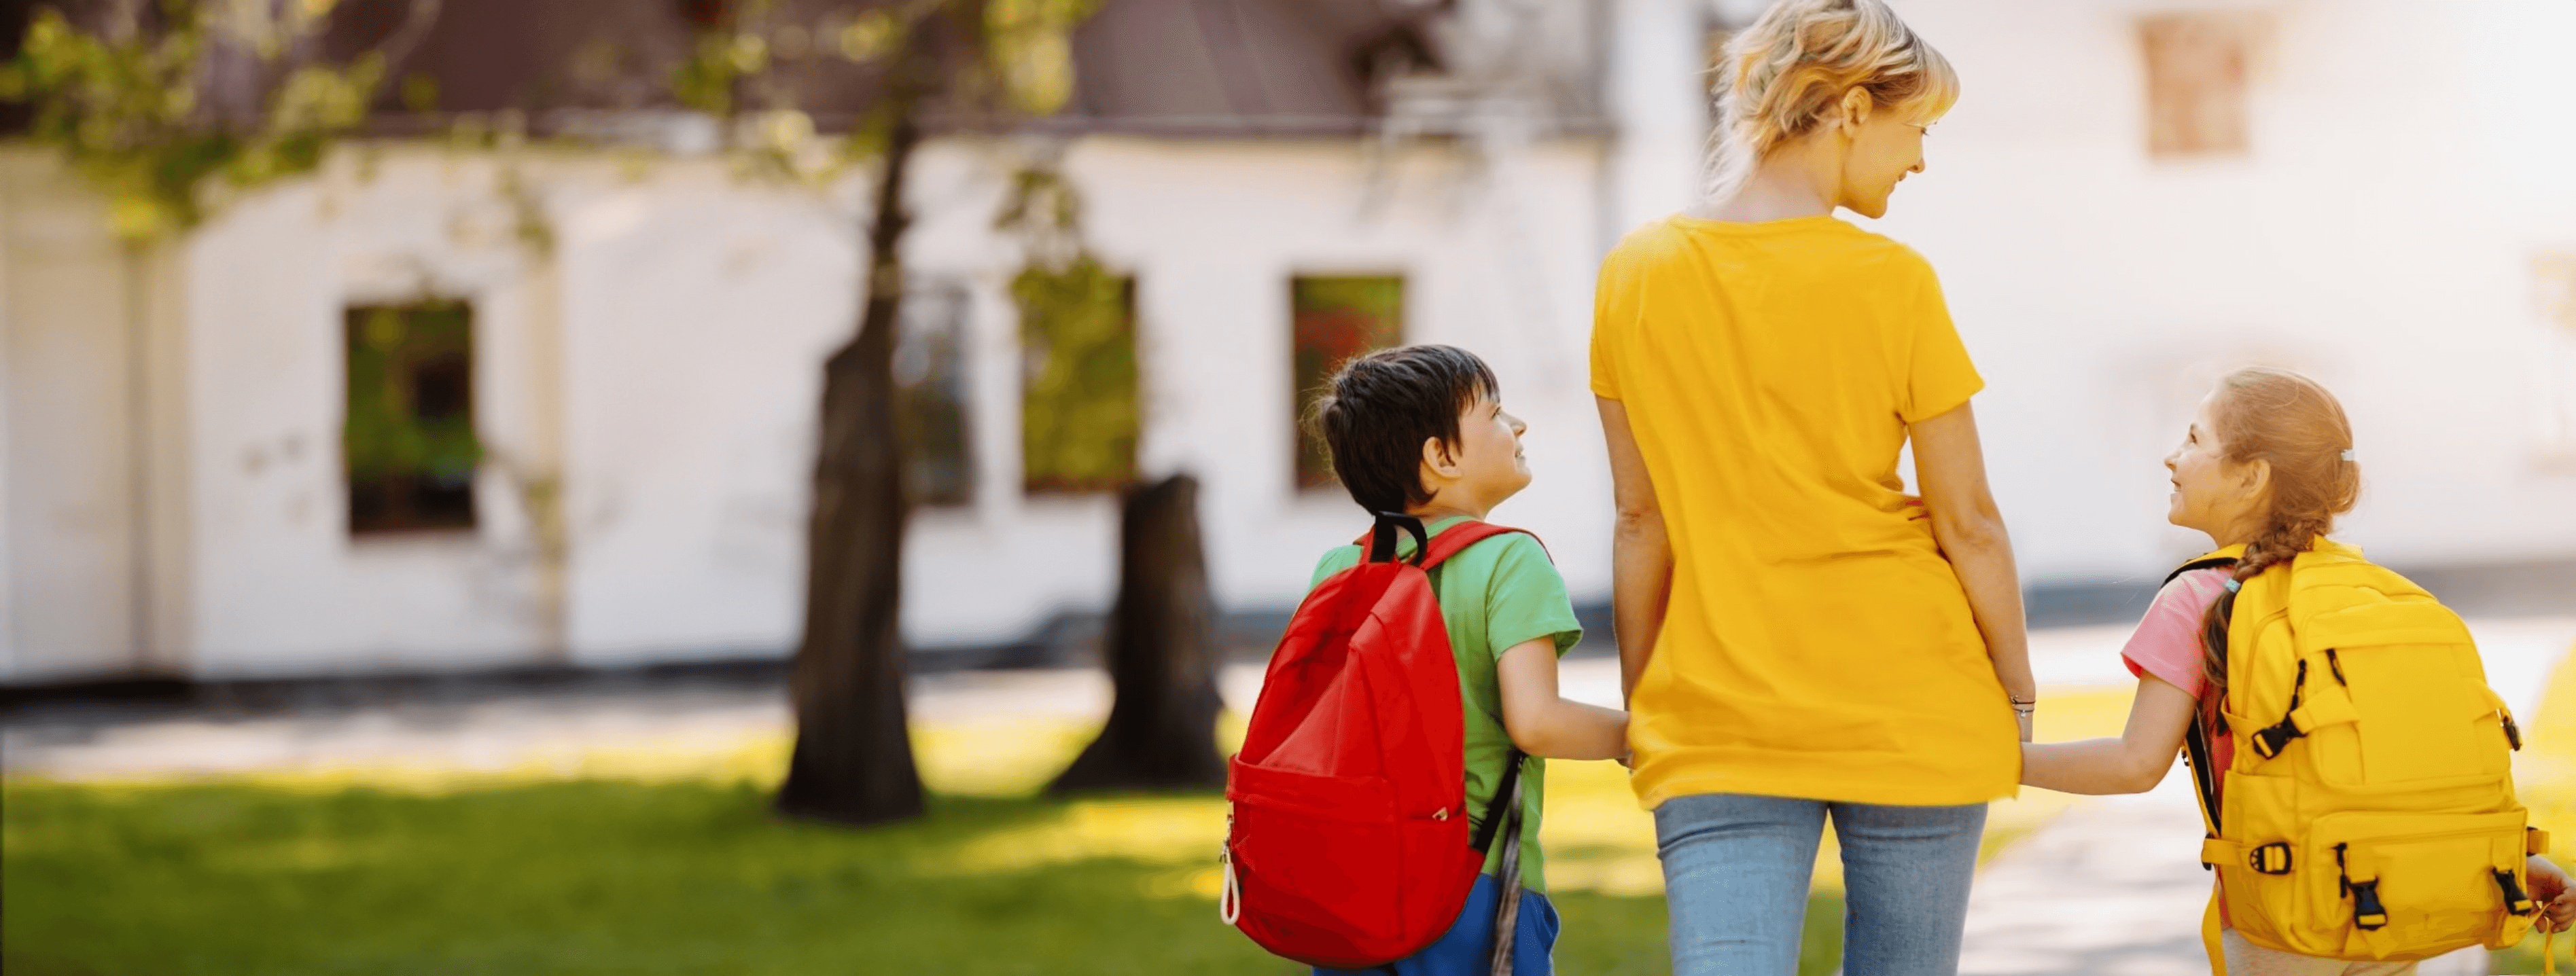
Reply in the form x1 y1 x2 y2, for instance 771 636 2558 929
1310 344 1500 514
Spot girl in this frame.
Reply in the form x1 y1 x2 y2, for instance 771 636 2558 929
1593 1 2028 973
2021 367 2576 974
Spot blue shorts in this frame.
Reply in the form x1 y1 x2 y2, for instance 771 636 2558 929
1313 873 1561 976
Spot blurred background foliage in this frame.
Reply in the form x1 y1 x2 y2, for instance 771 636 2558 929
1000 161 1139 494
342 302 480 484
1014 255 1138 494
0 1 389 239
1292 275 1405 489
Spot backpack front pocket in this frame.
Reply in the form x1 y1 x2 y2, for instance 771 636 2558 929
2271 603 2511 791
1226 761 1405 948
2295 810 2533 960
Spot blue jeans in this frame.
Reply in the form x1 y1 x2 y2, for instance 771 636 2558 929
1314 873 1561 976
1655 793 1986 976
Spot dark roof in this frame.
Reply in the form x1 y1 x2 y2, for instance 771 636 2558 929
1063 0 1437 136
2 0 1464 140
334 0 1434 137
323 0 707 115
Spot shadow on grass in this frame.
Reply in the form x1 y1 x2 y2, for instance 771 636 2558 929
3 778 1277 975
2 776 1848 975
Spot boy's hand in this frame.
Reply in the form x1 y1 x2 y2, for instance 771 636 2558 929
2529 856 2576 933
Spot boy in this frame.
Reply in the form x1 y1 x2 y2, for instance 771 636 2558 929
1307 344 1630 976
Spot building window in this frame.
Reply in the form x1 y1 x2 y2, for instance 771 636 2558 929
2140 13 2257 158
1292 275 1405 491
1018 259 1140 494
345 302 478 534
896 278 974 507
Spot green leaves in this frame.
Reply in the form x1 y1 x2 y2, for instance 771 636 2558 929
985 0 1100 117
1015 255 1138 493
2 4 395 240
342 303 480 483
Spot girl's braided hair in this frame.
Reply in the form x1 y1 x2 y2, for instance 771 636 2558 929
2196 367 2363 734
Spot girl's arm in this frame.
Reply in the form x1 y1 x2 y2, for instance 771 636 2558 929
1598 396 1673 705
1911 402 2037 741
1496 638 1629 761
2023 675 2197 794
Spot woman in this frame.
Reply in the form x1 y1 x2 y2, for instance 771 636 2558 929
1589 1 2033 973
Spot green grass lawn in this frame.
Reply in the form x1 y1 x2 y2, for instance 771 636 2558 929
1 687 2143 976
0 719 1701 975
0 769 1710 975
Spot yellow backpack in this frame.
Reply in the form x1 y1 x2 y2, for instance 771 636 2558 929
2175 540 2545 975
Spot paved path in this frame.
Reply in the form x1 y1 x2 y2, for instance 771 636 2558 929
0 666 1117 779
0 654 1628 780
1961 777 2222 976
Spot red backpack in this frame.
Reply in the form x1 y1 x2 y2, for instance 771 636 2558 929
1220 514 1536 971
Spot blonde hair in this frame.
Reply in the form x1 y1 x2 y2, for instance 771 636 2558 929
1704 0 1962 202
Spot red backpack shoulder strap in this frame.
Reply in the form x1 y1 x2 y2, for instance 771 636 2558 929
1420 522 1542 569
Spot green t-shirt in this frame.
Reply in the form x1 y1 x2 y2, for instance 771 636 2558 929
1307 516 1584 892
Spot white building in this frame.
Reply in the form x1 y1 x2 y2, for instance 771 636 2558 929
4 0 2572 684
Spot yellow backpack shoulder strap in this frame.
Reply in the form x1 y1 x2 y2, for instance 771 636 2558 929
2166 547 2242 976
2167 547 2242 844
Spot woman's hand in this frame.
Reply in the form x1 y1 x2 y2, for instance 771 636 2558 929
2530 856 2576 933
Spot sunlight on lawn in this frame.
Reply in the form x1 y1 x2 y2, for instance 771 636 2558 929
2 685 2135 976
11 691 2131 902
899 687 2132 903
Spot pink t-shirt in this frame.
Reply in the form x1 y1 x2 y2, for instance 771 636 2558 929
2121 566 2236 776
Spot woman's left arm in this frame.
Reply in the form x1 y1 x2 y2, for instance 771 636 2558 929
2022 675 2196 794
1599 396 1673 706
1912 402 2037 740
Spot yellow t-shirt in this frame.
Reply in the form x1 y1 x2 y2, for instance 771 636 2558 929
1589 214 2019 809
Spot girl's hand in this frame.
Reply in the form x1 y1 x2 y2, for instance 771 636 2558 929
2530 856 2576 933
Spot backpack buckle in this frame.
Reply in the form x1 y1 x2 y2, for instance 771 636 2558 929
2350 878 2389 930
2251 717 2306 759
2496 869 2537 916
2248 842 2293 875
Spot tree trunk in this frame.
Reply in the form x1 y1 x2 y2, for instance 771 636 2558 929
775 105 926 827
1051 473 1229 793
